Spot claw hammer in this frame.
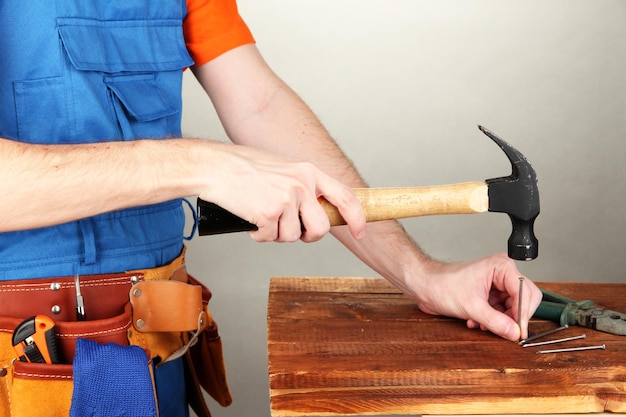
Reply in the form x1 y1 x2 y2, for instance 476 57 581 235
197 125 540 260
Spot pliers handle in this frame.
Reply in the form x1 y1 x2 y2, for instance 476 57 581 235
534 289 594 327
534 288 626 336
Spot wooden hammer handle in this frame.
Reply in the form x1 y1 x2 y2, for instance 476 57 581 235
321 181 489 225
197 181 488 235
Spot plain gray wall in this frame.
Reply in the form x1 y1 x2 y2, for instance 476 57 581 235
181 1 626 416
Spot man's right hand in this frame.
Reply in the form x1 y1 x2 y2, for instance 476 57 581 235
198 143 367 243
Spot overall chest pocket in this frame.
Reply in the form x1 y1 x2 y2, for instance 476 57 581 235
15 18 194 143
59 18 193 140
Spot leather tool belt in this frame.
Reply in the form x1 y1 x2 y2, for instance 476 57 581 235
0 249 230 417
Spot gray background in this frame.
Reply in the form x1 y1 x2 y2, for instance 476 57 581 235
181 1 626 416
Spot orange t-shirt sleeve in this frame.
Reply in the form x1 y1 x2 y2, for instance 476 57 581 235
184 0 255 67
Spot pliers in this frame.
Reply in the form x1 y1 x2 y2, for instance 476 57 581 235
533 288 626 336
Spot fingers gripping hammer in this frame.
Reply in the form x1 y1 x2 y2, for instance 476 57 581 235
197 125 540 261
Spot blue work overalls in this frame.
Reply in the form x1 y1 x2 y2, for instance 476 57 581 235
0 1 195 415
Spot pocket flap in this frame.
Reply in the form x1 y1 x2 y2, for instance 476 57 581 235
57 18 194 73
105 74 177 122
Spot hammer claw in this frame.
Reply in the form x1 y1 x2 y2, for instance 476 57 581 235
480 125 540 260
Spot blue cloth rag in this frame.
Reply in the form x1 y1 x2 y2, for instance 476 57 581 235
70 338 157 417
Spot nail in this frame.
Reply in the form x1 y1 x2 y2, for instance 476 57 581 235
519 324 569 345
522 334 586 348
517 277 524 340
536 344 605 354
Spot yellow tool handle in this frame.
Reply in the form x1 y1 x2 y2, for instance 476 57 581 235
320 181 489 226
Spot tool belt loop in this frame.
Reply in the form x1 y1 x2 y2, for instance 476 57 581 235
129 280 204 333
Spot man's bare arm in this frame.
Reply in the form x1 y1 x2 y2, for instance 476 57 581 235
192 43 542 340
192 44 431 282
0 138 201 231
0 136 365 241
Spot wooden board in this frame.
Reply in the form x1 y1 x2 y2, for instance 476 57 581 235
267 277 626 416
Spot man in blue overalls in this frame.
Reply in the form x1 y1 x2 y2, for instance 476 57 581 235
0 0 542 416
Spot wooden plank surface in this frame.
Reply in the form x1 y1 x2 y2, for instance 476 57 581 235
267 277 626 416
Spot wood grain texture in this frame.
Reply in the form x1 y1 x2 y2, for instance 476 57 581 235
267 277 626 416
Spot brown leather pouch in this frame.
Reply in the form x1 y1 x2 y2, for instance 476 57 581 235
8 362 74 417
180 275 232 417
0 304 132 417
187 314 232 407
0 251 231 417
126 271 232 417
0 270 146 417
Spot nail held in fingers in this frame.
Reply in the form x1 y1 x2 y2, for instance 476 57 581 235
517 277 524 340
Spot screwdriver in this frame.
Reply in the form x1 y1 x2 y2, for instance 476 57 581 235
74 274 86 321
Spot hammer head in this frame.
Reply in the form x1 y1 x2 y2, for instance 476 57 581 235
479 125 540 261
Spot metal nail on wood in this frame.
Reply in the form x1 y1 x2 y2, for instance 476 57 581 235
537 344 606 354
519 325 569 345
522 334 586 348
